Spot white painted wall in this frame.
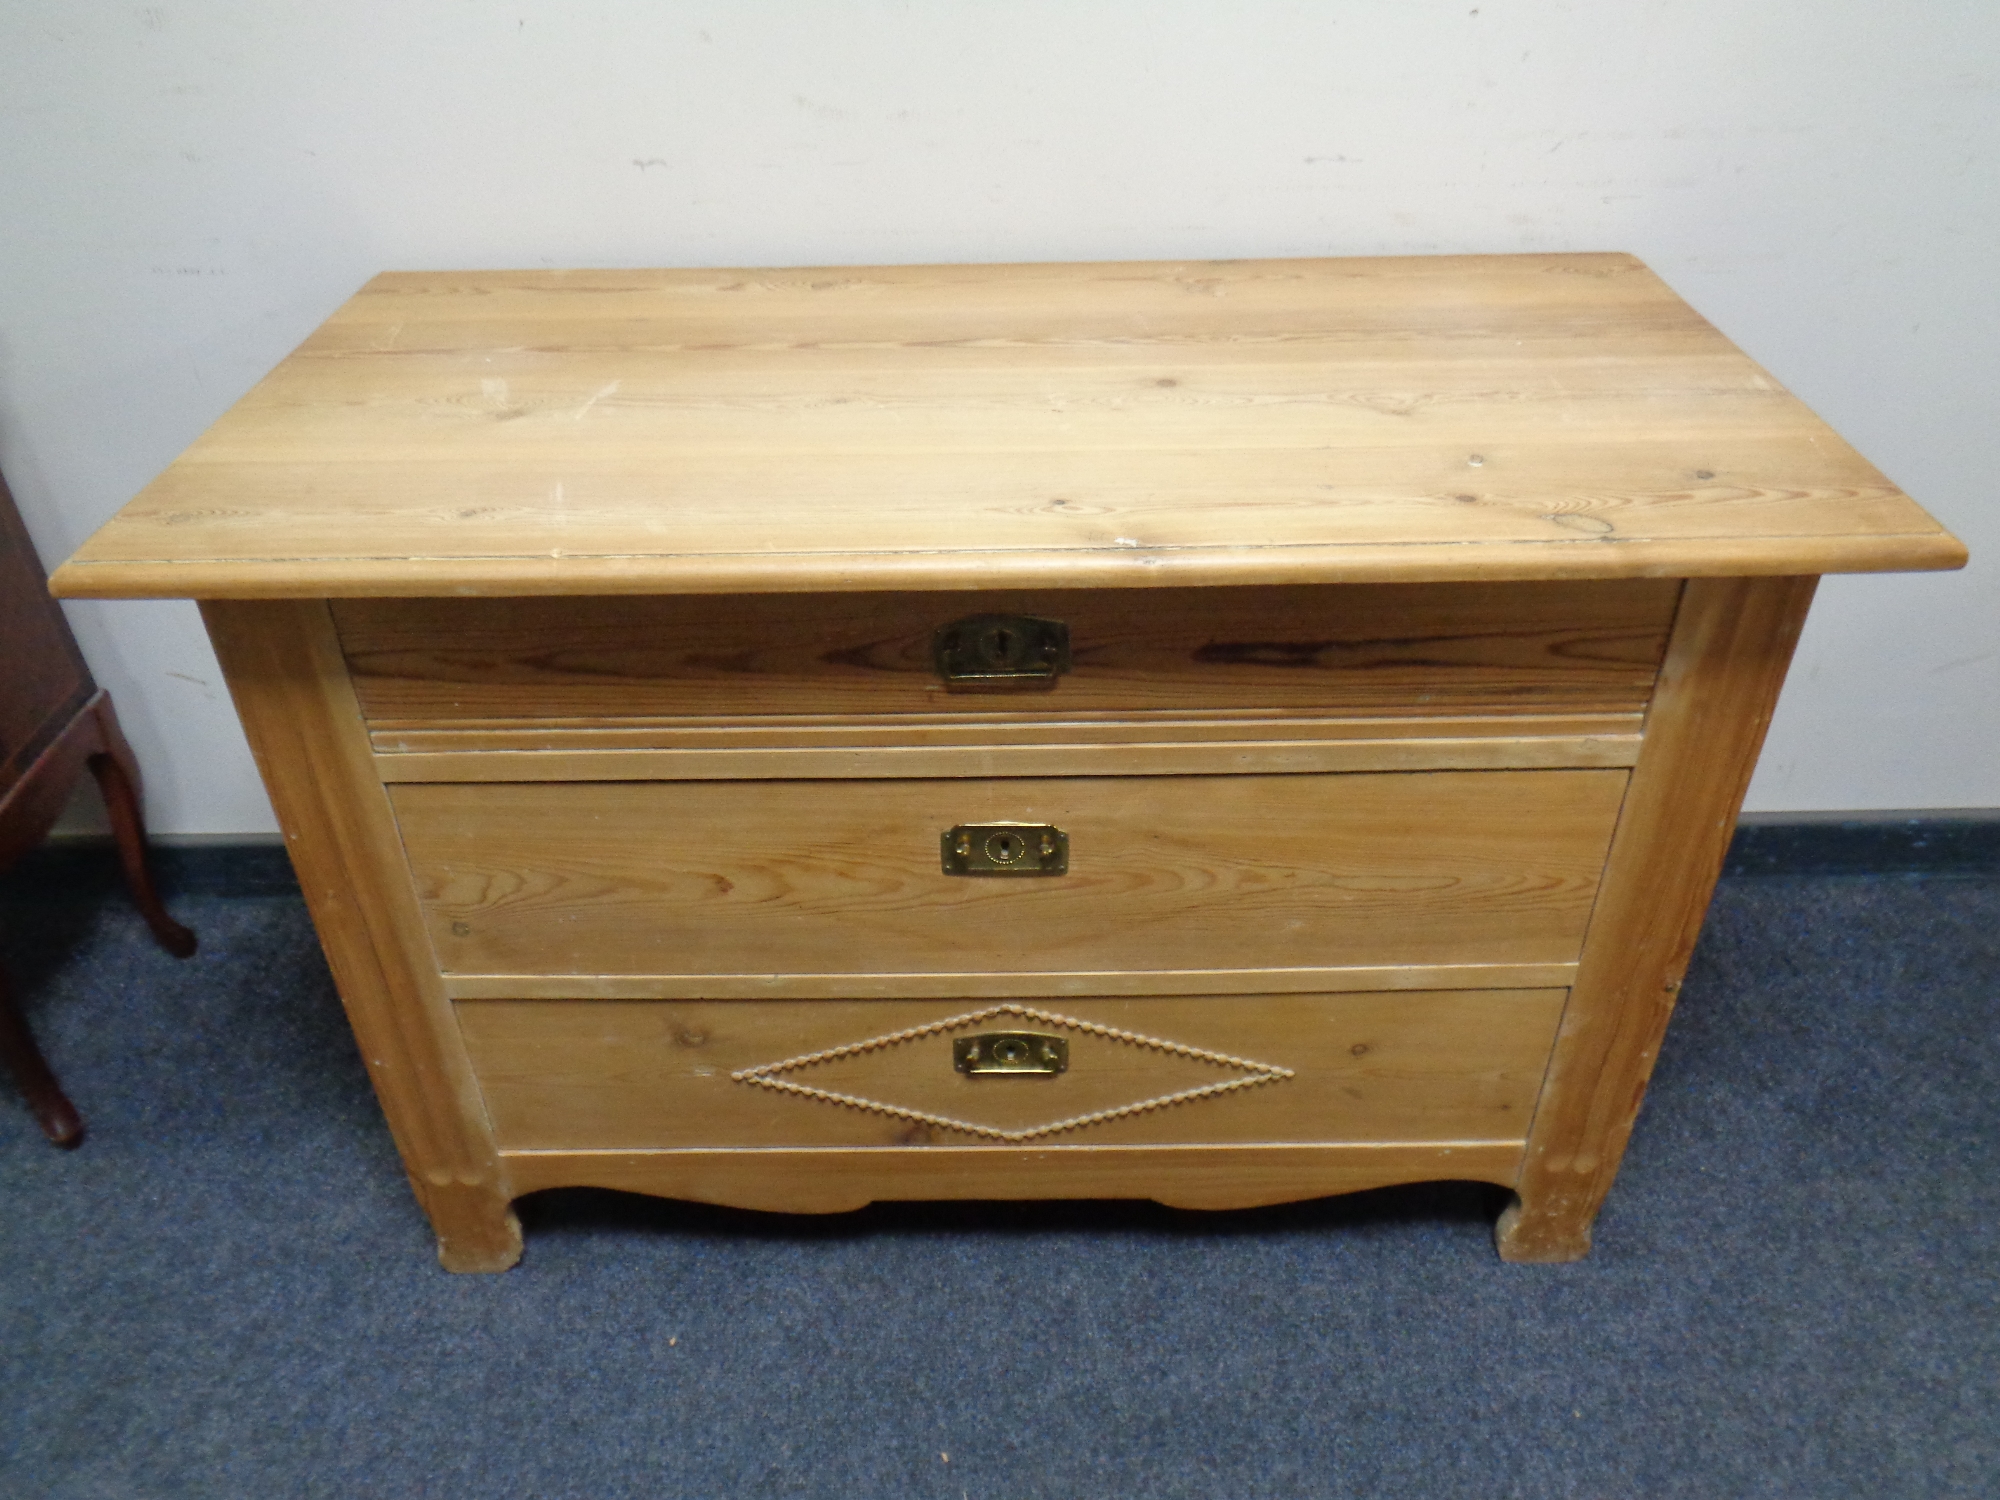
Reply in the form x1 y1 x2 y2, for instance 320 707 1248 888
2 0 1993 834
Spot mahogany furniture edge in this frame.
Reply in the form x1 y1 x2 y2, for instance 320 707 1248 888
3 460 195 1146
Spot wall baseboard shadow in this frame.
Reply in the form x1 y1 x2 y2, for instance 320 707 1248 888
1724 812 2000 879
3 837 299 902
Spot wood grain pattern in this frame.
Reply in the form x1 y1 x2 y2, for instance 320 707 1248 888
198 600 521 1272
72 254 1963 1268
335 580 1678 724
498 1141 1527 1211
1497 575 1818 1262
52 255 1963 601
456 990 1565 1150
393 770 1628 982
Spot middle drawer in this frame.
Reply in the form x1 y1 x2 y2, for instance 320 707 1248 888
394 768 1626 992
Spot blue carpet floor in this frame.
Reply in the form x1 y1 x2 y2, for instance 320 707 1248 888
2 874 1995 1498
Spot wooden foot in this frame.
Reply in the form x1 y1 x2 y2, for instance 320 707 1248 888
83 695 196 960
415 1178 525 1272
0 966 84 1148
1494 1195 1593 1263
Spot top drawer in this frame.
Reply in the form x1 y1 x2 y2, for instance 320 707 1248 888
333 580 1679 731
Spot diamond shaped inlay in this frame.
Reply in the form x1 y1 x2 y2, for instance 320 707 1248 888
730 1003 1293 1141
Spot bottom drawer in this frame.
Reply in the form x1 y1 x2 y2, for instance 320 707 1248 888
457 990 1565 1151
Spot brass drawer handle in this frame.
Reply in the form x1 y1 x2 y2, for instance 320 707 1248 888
941 823 1068 876
933 614 1070 687
954 1032 1068 1075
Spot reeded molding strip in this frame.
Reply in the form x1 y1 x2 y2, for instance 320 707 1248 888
731 1002 1294 1143
370 733 1643 782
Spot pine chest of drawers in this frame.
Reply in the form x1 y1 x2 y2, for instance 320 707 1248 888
54 254 1964 1270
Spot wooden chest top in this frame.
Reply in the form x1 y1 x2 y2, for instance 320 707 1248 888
51 253 1963 601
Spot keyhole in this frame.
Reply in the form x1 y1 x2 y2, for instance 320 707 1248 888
977 621 1032 669
987 831 1026 864
993 1038 1030 1065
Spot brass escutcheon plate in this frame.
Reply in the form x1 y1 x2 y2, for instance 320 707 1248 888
941 823 1068 876
933 614 1070 687
954 1032 1069 1075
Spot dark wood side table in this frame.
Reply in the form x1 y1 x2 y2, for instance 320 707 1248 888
0 467 194 1146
